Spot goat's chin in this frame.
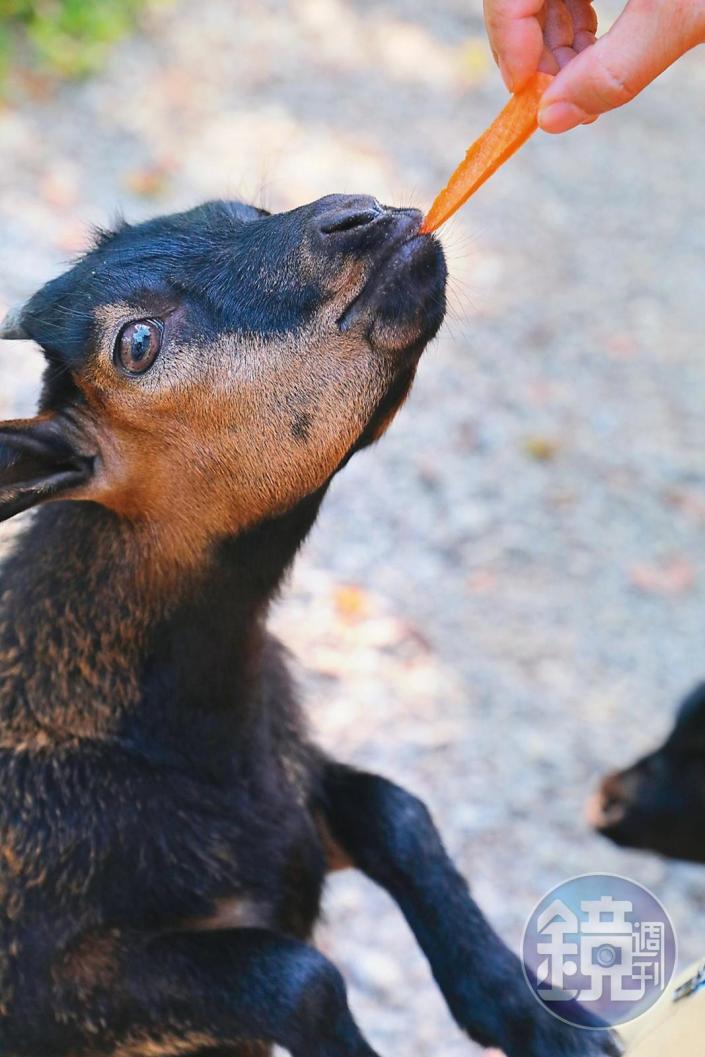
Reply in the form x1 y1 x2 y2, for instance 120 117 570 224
595 816 705 865
369 237 447 355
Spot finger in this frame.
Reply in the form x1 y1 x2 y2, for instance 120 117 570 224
573 29 596 51
564 0 597 35
539 0 703 131
538 100 589 130
554 44 577 68
484 0 546 89
544 0 574 51
543 0 594 74
538 43 561 75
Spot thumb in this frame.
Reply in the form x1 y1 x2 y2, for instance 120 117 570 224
538 0 705 132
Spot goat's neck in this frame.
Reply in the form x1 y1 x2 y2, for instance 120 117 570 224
0 493 324 756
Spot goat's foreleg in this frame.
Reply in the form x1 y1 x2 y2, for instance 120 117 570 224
318 762 620 1057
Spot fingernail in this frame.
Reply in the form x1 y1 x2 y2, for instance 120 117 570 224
538 101 590 133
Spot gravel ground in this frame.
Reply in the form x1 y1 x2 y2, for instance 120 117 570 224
2 3 705 1054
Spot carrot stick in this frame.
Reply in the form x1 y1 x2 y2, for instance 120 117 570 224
420 72 553 234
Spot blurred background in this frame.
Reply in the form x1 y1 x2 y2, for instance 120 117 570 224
1 2 705 1054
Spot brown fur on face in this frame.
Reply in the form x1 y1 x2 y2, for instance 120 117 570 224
73 305 398 570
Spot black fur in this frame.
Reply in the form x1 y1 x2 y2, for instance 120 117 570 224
591 682 705 863
0 195 617 1057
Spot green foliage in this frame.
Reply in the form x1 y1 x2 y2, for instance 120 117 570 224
0 0 146 83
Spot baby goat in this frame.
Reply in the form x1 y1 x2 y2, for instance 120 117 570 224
590 681 705 863
0 195 617 1057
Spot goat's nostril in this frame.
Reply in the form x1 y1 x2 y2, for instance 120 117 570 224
603 792 623 815
319 207 382 236
586 773 630 830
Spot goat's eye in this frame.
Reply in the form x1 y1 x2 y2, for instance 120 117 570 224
116 319 163 375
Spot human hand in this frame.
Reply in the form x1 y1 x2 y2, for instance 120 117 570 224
483 0 705 133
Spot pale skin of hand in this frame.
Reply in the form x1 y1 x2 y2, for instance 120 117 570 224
483 0 705 132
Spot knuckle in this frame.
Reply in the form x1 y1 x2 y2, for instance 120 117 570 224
594 55 636 107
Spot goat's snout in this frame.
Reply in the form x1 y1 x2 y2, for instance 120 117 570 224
307 194 444 355
310 194 421 253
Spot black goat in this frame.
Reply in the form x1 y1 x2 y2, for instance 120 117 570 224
0 195 617 1057
590 682 705 864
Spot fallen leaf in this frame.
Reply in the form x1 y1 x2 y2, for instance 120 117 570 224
124 164 171 199
664 487 705 525
523 435 560 462
333 584 370 622
629 556 695 596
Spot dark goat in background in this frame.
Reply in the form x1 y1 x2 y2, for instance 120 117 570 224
590 682 705 863
0 195 617 1057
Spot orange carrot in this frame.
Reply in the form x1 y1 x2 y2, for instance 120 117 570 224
420 72 553 234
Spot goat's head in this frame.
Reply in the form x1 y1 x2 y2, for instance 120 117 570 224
588 682 705 864
0 195 446 563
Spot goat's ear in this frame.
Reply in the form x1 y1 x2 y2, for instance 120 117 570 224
0 417 93 523
0 305 31 341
